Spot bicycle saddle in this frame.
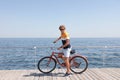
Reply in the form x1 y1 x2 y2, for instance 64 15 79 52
70 49 76 54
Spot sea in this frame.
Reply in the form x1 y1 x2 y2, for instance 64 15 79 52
0 38 120 70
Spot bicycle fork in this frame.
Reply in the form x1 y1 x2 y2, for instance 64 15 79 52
46 52 55 66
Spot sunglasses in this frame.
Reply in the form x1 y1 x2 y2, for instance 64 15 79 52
59 29 65 30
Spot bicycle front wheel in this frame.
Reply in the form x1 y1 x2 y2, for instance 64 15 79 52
70 56 88 74
38 57 57 73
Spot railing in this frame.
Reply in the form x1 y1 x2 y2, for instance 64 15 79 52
0 46 120 70
75 46 120 68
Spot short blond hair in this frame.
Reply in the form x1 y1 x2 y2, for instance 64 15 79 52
59 25 66 30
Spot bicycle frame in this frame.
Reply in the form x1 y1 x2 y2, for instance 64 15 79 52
49 51 65 67
49 51 88 67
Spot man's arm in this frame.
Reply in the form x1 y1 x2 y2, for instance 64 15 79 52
53 37 61 43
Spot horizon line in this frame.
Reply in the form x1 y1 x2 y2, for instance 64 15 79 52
0 37 120 38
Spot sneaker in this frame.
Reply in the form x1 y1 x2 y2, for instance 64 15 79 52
64 73 71 76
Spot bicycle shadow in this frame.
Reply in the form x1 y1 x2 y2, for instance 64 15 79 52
23 72 68 77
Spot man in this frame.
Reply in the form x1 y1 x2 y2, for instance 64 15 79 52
53 25 72 76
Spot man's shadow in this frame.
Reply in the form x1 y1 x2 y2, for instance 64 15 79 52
23 72 67 77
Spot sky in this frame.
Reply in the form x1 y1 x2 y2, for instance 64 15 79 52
0 0 120 38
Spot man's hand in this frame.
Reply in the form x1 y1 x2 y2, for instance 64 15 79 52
57 47 62 50
53 41 57 43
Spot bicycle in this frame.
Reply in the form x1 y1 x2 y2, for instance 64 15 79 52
37 47 88 74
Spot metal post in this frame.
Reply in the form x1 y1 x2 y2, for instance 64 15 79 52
34 46 37 80
102 51 105 67
102 46 107 67
34 46 37 70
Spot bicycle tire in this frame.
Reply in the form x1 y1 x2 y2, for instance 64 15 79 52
38 57 57 73
70 56 88 74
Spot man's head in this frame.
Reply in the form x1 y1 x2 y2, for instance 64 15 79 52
59 25 66 31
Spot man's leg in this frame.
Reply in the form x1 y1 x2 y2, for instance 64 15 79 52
64 57 70 73
63 48 71 74
58 53 70 73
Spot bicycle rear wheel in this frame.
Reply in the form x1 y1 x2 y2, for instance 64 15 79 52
70 56 88 74
38 57 57 73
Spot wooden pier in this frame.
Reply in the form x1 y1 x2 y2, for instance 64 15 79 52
0 68 120 80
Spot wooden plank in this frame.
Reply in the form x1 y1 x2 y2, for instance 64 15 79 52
83 69 96 80
38 70 44 80
69 73 79 80
16 70 34 80
0 68 120 80
33 70 41 80
0 70 7 80
52 68 57 80
101 68 120 80
88 69 105 80
60 67 69 80
56 68 65 80
107 68 120 76
93 68 116 80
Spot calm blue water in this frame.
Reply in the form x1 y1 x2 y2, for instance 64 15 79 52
0 38 120 70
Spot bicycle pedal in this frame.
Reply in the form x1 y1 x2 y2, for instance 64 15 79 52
75 62 81 68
